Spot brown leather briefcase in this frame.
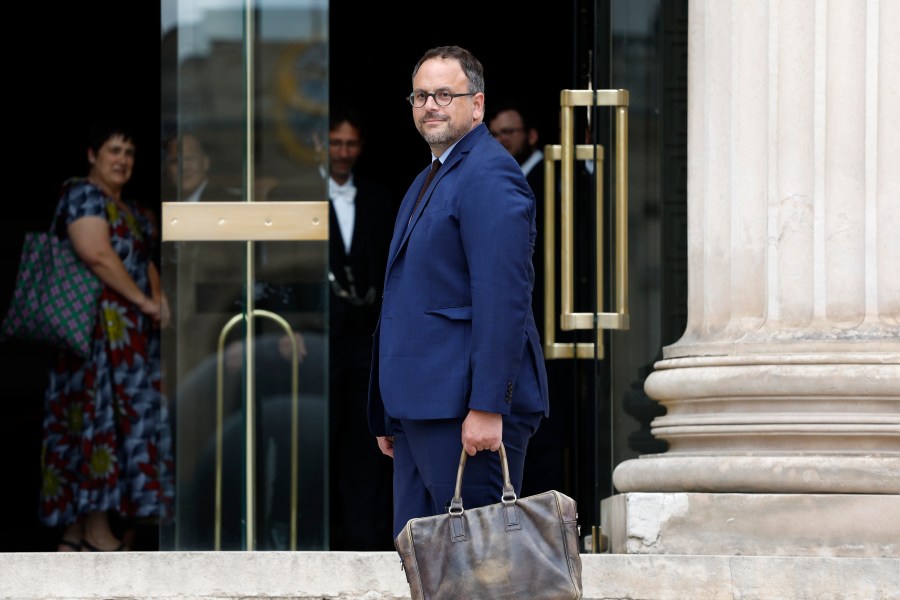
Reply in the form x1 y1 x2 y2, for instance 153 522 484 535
394 443 583 599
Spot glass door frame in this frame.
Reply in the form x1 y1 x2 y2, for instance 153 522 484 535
160 0 330 551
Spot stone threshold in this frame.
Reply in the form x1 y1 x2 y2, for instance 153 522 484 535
1 551 898 600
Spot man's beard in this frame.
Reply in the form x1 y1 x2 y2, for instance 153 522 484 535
417 114 469 146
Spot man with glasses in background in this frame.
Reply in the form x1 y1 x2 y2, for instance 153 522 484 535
488 104 545 198
488 103 573 499
326 104 397 550
368 46 549 538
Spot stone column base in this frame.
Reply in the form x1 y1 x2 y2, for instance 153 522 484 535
600 492 899 558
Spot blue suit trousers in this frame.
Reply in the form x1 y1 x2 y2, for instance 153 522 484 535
388 411 543 538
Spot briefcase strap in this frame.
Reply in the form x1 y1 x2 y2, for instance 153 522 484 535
449 442 517 515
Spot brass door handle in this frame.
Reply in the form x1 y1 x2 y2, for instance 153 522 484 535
215 309 301 550
543 89 630 360
162 201 327 549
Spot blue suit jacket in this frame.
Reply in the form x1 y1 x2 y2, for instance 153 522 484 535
368 123 549 436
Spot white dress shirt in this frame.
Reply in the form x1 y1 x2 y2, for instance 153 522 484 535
329 175 357 254
520 149 544 178
185 179 209 203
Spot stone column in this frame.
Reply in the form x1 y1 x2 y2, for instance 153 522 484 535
603 0 899 557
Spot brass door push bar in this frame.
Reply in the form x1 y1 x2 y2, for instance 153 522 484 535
543 89 630 360
214 309 301 551
162 201 328 241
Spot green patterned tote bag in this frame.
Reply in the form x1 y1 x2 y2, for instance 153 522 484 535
1 225 101 358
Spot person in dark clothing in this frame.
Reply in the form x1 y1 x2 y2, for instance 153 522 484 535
369 46 549 538
326 105 398 550
488 103 575 498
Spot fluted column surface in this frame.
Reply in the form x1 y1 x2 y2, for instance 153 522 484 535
614 0 899 494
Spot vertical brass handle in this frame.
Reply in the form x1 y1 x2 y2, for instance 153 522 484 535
215 309 301 550
543 89 630 360
161 198 328 550
215 313 243 551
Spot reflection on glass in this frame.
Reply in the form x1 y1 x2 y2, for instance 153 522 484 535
160 0 329 550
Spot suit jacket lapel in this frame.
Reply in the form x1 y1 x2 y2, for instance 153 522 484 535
386 124 490 272
387 159 435 264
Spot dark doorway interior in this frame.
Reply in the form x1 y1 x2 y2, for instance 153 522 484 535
1 1 161 551
2 1 575 551
329 4 571 202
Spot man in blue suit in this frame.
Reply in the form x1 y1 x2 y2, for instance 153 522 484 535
368 45 550 538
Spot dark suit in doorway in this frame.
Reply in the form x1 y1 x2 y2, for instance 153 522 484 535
488 103 575 498
328 176 396 550
326 106 398 550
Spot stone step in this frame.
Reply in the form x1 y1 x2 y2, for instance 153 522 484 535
2 551 898 599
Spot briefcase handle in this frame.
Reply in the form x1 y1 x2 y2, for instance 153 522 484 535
449 443 517 515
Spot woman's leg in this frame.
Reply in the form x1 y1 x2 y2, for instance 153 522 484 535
57 518 84 552
81 510 124 551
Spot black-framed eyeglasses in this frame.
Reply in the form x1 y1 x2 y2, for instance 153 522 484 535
490 127 525 137
490 127 525 138
408 90 476 108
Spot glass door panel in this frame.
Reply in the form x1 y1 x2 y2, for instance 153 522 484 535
543 0 686 552
159 0 329 551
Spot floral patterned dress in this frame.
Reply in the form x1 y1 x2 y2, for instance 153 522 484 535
39 178 173 527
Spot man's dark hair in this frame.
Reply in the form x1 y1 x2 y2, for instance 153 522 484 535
488 102 538 134
160 128 210 159
330 103 366 136
412 45 485 94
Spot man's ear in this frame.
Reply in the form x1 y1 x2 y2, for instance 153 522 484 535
473 92 486 121
527 128 539 147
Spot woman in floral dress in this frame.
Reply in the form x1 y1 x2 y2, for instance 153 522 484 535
40 120 173 551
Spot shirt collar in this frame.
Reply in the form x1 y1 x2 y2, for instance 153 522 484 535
329 175 356 204
520 149 543 177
